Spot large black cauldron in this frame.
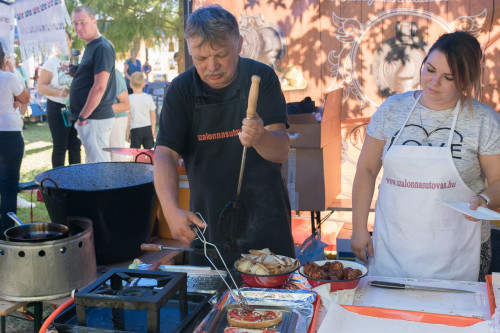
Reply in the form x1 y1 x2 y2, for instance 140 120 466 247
35 162 154 264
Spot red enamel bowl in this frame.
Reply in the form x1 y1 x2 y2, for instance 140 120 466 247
234 260 299 288
299 260 368 291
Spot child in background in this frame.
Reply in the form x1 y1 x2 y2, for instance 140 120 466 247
129 72 156 149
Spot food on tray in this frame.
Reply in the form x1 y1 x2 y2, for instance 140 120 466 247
224 327 278 333
236 248 299 275
303 261 363 281
227 308 283 329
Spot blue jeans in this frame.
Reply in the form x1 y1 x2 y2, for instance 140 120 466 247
0 131 24 236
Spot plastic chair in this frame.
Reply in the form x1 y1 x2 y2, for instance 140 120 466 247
145 81 169 124
145 81 169 97
29 103 47 122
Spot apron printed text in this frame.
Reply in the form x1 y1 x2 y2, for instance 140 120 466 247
385 177 456 189
197 128 241 141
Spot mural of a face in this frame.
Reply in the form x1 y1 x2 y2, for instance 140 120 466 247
239 14 286 68
372 22 428 98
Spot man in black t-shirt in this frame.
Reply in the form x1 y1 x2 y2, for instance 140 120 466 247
154 5 295 267
70 5 116 163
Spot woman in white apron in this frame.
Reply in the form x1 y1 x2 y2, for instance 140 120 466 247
351 31 500 281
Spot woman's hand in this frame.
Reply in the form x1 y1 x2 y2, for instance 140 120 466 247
463 194 489 221
351 228 374 264
58 88 69 98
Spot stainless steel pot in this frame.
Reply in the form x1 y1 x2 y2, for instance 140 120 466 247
0 217 97 302
4 212 69 242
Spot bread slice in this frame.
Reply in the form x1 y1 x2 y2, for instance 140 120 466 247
226 308 283 329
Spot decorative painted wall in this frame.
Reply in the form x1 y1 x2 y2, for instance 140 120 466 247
194 0 500 119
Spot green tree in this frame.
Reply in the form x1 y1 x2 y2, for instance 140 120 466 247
66 0 182 59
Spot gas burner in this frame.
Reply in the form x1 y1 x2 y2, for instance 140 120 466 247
115 286 156 298
74 268 188 332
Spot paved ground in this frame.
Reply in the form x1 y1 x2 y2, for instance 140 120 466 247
4 303 54 333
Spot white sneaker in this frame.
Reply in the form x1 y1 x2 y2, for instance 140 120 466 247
17 196 35 209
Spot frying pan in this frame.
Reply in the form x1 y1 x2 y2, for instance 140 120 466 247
218 75 260 248
4 212 69 242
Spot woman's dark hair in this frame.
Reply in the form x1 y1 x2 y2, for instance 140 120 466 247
421 31 482 110
0 43 5 70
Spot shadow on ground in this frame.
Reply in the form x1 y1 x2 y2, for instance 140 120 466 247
4 303 54 333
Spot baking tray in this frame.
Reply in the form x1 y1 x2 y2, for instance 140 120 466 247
204 304 298 333
207 287 317 332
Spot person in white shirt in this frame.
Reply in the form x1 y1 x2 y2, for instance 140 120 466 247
351 31 500 282
0 44 30 236
37 31 81 167
129 72 155 149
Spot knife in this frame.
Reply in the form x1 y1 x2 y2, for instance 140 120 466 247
368 280 475 293
141 243 194 252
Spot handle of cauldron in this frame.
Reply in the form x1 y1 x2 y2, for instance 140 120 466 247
40 178 59 195
135 152 153 164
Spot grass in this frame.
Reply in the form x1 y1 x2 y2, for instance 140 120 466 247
16 120 62 222
15 119 158 223
20 121 54 183
15 118 161 223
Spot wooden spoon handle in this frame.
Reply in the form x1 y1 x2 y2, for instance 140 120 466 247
141 243 162 251
246 75 261 119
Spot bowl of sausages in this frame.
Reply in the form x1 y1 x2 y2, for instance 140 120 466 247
299 260 368 291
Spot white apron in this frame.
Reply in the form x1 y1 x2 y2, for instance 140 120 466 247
369 96 480 281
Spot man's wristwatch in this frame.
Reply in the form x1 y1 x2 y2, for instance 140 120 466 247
78 115 87 122
478 193 491 206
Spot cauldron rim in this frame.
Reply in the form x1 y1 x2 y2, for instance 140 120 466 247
34 162 153 191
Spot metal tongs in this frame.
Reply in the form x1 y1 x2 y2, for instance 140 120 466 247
191 213 253 311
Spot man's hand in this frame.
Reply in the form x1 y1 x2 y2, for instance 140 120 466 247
76 119 88 126
165 209 207 244
239 117 265 147
351 229 373 264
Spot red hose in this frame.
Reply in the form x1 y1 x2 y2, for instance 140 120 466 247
38 298 74 333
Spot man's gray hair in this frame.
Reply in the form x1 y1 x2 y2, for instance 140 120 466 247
185 5 240 49
72 5 96 19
